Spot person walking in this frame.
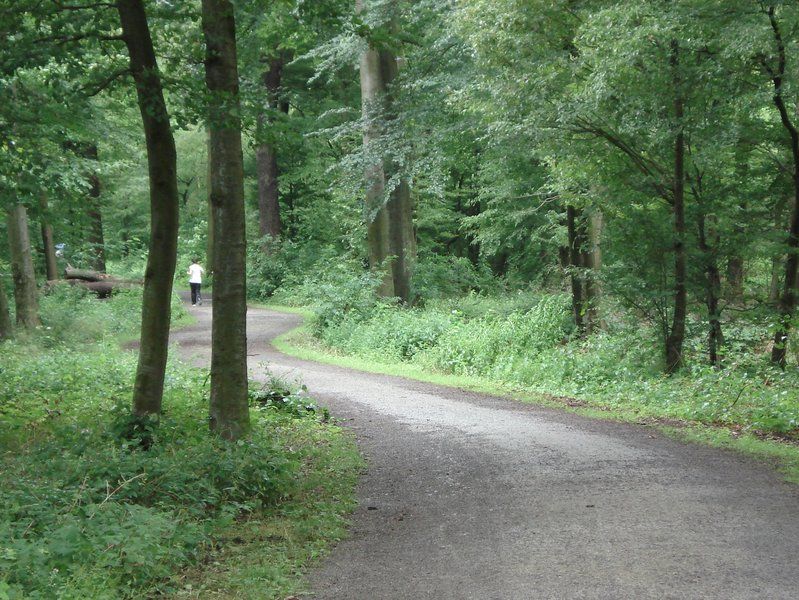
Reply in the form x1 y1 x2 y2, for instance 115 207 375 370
188 258 205 306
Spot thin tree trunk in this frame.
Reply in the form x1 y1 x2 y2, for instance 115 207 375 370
0 274 12 340
698 213 724 366
566 204 586 334
767 7 799 367
7 204 41 329
203 0 250 441
39 194 58 281
584 207 603 332
770 255 782 303
85 144 106 272
117 0 180 418
665 39 687 374
256 55 284 243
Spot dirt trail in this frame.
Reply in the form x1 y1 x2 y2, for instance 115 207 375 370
171 302 799 600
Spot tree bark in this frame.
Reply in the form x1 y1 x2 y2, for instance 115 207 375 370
256 55 285 243
85 144 106 272
7 204 41 329
698 213 724 366
766 7 799 367
380 48 415 303
566 204 586 334
39 194 58 281
203 0 250 441
357 0 415 302
0 272 13 340
584 207 604 332
205 128 215 274
359 20 393 297
726 256 744 301
117 0 180 418
665 40 686 374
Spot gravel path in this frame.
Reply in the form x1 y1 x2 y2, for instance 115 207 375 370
171 302 799 599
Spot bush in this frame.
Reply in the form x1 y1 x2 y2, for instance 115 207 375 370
306 288 799 436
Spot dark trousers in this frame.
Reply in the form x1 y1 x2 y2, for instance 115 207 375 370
190 282 202 305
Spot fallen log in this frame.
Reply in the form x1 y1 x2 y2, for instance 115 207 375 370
64 266 107 282
47 278 141 298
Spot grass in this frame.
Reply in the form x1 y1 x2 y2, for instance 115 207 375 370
0 290 362 599
177 420 361 598
270 306 799 484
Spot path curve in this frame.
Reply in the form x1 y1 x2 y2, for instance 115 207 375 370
171 302 799 599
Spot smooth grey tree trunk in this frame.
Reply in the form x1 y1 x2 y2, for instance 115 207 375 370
0 272 14 340
584 207 604 332
117 0 180 418
39 194 58 281
203 0 250 441
357 0 415 302
7 204 41 329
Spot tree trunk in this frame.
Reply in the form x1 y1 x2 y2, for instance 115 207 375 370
698 213 723 366
359 17 393 297
665 40 686 374
39 194 58 281
769 255 782 304
584 207 603 332
256 55 285 244
7 204 41 329
0 272 13 340
726 256 744 301
85 144 106 272
357 0 415 302
380 48 415 302
767 7 799 368
205 128 215 274
566 204 586 334
117 0 180 418
203 0 250 441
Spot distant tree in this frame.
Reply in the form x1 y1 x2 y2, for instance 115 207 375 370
6 204 41 329
357 0 415 302
0 271 11 340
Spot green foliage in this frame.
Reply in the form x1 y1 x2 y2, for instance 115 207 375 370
0 292 352 599
249 371 324 420
35 285 188 346
311 291 799 437
271 258 384 333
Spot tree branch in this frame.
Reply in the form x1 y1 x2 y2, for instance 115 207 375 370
81 67 130 96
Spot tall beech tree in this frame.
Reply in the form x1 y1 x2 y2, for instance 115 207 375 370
117 0 180 418
6 204 40 329
256 53 288 244
203 0 250 440
357 0 415 303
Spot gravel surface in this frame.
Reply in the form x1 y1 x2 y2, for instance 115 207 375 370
171 302 799 599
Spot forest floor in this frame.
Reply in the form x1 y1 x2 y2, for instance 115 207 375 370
171 302 799 599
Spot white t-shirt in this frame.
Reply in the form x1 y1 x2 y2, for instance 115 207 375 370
188 263 204 284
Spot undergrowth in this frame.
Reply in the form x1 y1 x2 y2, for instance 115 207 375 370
292 281 799 439
0 289 360 599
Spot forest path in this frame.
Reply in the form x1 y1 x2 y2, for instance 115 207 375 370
170 301 799 599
